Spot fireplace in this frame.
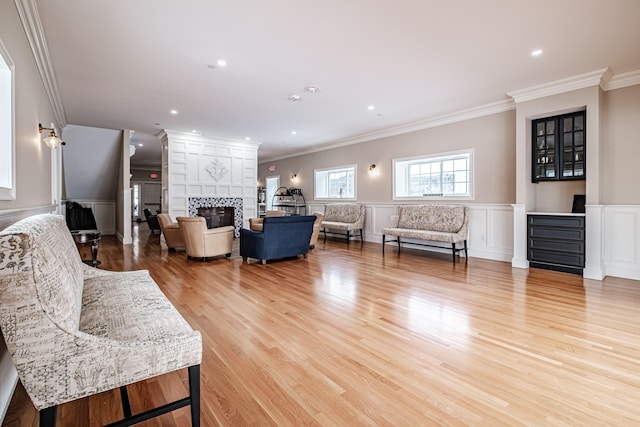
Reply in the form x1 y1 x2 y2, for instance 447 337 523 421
189 197 243 237
197 206 234 229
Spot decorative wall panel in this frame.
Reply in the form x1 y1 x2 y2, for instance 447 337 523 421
160 131 260 230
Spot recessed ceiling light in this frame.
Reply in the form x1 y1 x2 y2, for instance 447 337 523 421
191 129 198 133
368 105 375 111
217 59 227 67
245 137 251 141
291 130 297 135
305 85 319 94
531 49 543 57
137 143 143 147
288 94 301 102
170 109 178 115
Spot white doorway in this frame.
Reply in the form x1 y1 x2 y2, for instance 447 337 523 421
132 181 162 221
265 176 279 211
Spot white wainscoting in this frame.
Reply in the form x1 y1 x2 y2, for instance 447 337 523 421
603 205 640 280
310 202 640 280
308 203 514 262
0 205 58 231
68 200 116 235
467 204 514 262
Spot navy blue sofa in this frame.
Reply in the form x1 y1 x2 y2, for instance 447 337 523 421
240 215 316 264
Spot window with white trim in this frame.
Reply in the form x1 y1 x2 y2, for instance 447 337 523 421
315 165 356 200
394 150 473 199
0 38 14 200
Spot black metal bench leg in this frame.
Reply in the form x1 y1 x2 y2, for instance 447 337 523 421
189 364 201 427
346 230 350 245
40 406 57 427
397 237 401 253
452 243 456 263
382 234 386 254
360 229 364 244
120 386 132 418
323 228 327 242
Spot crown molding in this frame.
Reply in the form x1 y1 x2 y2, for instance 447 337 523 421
603 70 640 91
14 0 67 129
158 129 262 149
507 68 613 104
260 99 515 163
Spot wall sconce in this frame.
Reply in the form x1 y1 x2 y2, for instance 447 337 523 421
39 123 65 148
291 174 298 183
369 164 377 175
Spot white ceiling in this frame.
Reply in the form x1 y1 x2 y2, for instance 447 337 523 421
37 0 640 165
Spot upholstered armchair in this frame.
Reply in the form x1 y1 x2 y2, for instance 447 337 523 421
176 216 234 261
143 208 161 234
158 213 184 250
240 215 316 264
309 212 324 249
248 210 285 232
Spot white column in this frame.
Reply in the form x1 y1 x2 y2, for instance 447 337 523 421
120 129 132 244
584 204 605 279
511 204 529 269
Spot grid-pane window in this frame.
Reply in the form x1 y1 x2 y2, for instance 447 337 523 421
0 39 14 200
394 151 472 199
315 165 356 199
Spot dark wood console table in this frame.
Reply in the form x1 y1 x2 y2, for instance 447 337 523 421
71 229 101 267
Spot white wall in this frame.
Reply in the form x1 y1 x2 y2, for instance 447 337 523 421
261 83 640 280
261 110 517 205
0 2 57 212
603 84 640 204
61 124 122 201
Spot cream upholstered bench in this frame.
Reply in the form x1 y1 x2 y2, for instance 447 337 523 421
382 204 469 263
0 214 202 426
321 203 366 243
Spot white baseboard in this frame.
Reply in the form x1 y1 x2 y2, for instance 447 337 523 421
0 337 18 424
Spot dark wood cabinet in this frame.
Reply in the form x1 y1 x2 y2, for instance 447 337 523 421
527 214 585 275
532 111 586 182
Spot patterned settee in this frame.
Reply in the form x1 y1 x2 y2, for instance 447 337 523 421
381 205 469 263
321 203 366 243
0 214 202 426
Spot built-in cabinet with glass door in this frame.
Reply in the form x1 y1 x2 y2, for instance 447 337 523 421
532 110 585 182
529 110 586 275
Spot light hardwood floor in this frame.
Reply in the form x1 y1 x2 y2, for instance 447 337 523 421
4 223 640 426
